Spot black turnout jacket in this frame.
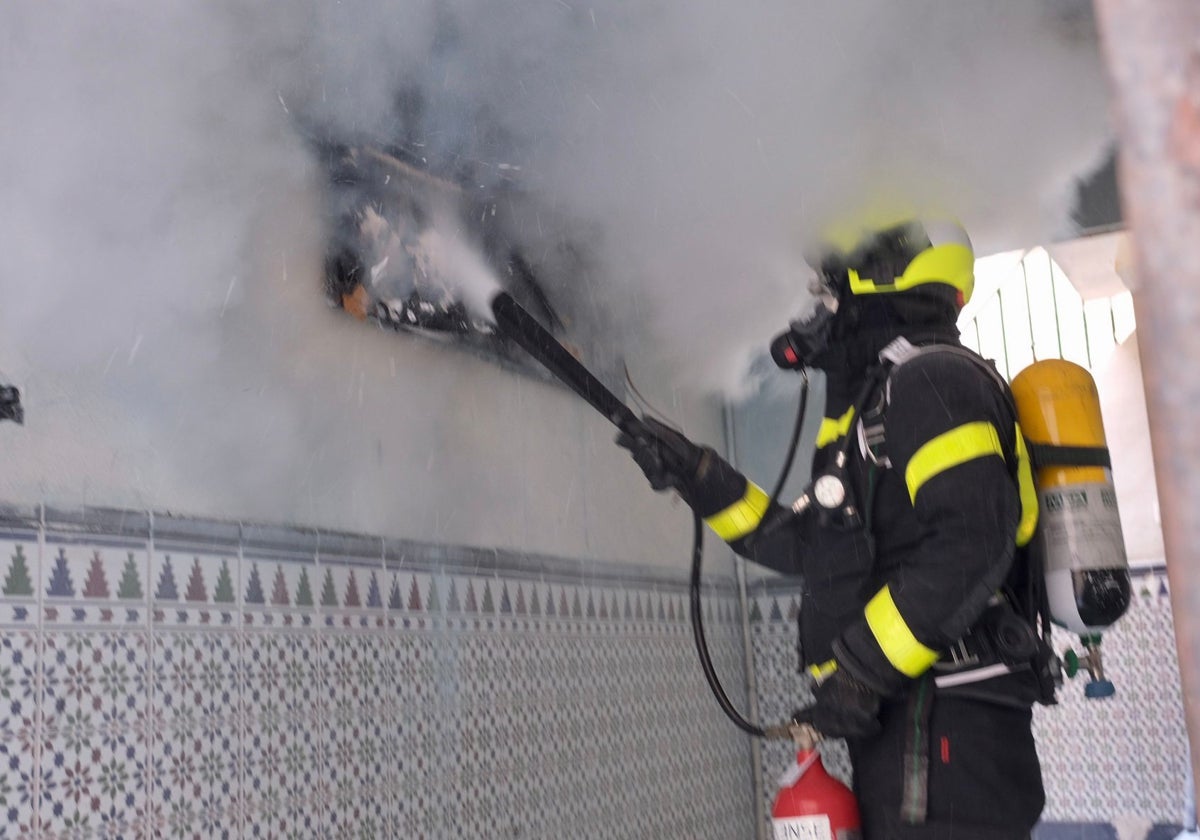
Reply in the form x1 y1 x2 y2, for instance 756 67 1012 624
690 335 1038 697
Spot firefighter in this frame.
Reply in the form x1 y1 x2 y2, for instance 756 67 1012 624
619 219 1048 839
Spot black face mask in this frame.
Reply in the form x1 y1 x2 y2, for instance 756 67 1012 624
769 269 845 370
770 252 960 375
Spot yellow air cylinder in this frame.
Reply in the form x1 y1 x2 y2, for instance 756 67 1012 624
1010 360 1130 637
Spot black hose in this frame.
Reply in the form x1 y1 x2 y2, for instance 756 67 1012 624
689 511 767 737
766 371 809 509
688 377 810 737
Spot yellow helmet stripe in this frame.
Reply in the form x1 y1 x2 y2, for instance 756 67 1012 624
904 421 1004 503
864 586 940 677
703 482 771 542
1014 425 1039 547
847 242 975 300
815 407 856 449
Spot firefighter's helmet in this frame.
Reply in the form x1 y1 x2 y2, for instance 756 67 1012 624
819 219 975 309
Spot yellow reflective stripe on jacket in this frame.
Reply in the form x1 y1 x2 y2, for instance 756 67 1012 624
904 421 1004 503
815 407 856 449
704 482 770 542
864 586 940 677
1014 425 1039 547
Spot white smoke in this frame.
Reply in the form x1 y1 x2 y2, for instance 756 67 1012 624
271 0 1111 388
0 0 1112 527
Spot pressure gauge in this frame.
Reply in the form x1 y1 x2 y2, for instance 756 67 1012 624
812 474 846 510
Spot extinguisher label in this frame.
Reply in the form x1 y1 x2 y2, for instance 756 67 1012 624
1038 481 1127 572
772 815 833 840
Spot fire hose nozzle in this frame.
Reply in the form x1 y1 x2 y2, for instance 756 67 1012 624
760 721 823 748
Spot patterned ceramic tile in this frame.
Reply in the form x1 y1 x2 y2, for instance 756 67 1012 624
41 632 152 740
40 727 150 839
8 508 1186 838
146 628 243 838
1034 598 1189 822
0 630 39 836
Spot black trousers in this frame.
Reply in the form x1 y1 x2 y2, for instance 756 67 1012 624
848 691 1045 840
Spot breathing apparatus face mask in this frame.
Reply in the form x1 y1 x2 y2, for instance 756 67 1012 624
769 267 846 371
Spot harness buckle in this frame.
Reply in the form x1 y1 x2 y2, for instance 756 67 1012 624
858 419 890 468
946 636 980 668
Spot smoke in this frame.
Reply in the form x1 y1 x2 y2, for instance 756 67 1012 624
0 0 1112 529
277 0 1112 388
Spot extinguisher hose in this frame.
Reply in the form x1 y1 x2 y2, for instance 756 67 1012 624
765 370 809 504
689 510 768 737
689 376 809 738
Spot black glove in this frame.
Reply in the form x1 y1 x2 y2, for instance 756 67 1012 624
792 663 882 739
615 417 707 498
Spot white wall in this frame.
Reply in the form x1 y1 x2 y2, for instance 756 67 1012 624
1092 332 1164 566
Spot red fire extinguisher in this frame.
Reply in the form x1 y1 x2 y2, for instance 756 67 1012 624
771 726 861 840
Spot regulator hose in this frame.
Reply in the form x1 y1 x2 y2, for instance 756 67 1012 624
689 374 809 737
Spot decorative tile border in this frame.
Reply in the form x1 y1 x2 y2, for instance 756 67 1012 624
0 532 38 627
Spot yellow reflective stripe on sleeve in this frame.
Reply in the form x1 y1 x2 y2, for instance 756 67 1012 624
815 407 856 448
703 482 770 542
904 421 1004 503
864 587 940 677
1014 425 1039 547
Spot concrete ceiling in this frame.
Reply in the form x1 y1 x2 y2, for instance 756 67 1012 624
1048 229 1130 300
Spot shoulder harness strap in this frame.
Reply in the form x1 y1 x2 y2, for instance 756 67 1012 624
866 339 1058 704
857 337 1009 469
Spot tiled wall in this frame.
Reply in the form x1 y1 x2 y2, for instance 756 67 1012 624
0 506 755 839
1034 575 1189 823
5 501 1186 838
748 572 1190 827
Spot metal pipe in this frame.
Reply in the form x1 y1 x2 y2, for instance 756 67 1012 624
1092 0 1200 801
1048 250 1065 360
997 287 1012 379
1021 255 1039 362
722 402 769 840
